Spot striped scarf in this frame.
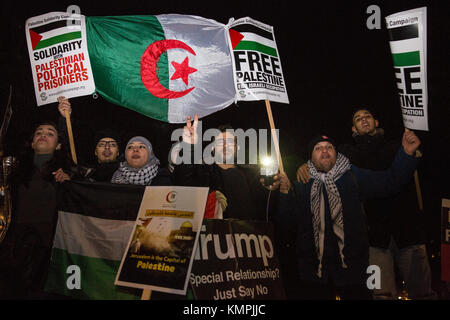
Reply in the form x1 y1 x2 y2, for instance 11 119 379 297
307 153 351 278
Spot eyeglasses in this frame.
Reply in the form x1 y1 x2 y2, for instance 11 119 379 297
97 141 118 148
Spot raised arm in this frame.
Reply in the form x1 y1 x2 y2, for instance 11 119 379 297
354 129 420 200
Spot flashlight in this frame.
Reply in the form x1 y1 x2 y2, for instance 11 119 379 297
260 156 278 186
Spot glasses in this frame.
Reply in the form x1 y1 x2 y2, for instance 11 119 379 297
97 141 118 148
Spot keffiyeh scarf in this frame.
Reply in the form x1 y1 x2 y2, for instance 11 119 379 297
307 153 351 278
111 159 160 185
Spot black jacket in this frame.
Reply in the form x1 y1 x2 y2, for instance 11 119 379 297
277 148 418 285
0 151 72 298
173 160 271 221
338 132 427 249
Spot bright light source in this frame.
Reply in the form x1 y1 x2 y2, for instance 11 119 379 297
261 156 273 167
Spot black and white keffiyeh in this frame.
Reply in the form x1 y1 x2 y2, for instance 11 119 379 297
111 160 160 185
307 153 351 278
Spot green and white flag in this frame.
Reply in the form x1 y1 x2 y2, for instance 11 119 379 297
86 14 236 123
25 12 96 105
228 17 289 104
385 7 429 131
45 181 143 299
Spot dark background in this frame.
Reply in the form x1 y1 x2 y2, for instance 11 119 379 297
1 0 449 292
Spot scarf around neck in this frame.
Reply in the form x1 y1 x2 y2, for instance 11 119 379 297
307 153 351 278
111 158 160 185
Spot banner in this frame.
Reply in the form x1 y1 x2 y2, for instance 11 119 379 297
86 14 235 123
45 181 143 299
228 17 289 104
190 219 286 300
385 7 429 131
115 186 208 295
442 199 450 282
25 12 95 106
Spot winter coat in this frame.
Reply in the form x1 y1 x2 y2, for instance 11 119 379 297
276 148 418 286
338 132 427 248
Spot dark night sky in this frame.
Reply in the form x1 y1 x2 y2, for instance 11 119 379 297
1 1 449 217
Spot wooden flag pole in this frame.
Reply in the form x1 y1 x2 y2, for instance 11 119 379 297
141 289 152 300
64 109 78 165
265 100 285 175
414 150 424 211
414 171 423 210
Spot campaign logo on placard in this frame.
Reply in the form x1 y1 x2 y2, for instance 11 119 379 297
166 191 178 203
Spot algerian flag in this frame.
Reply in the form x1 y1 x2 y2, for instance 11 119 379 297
45 181 144 299
385 7 429 131
86 14 236 123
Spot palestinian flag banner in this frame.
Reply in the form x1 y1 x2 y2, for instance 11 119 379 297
86 14 235 123
228 17 289 104
385 7 429 131
45 181 144 299
25 12 96 106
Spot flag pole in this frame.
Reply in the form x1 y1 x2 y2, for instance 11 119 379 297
141 289 152 300
264 100 284 175
64 109 78 165
414 150 423 211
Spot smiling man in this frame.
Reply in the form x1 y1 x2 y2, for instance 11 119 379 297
171 115 271 221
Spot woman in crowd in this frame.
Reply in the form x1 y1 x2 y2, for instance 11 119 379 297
111 136 171 186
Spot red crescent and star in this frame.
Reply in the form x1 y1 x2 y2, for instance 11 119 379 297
140 39 197 99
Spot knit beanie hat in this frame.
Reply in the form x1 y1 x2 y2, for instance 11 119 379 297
307 135 337 159
93 129 120 149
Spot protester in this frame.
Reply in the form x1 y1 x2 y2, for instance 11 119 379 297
274 129 421 300
0 120 73 298
296 107 436 299
57 97 121 182
171 115 273 221
111 136 171 186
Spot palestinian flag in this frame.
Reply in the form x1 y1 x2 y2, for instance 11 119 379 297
29 19 81 51
45 181 145 299
85 14 236 123
229 23 278 57
388 24 420 67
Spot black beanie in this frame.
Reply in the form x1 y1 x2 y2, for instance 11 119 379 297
93 129 121 150
307 135 337 159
